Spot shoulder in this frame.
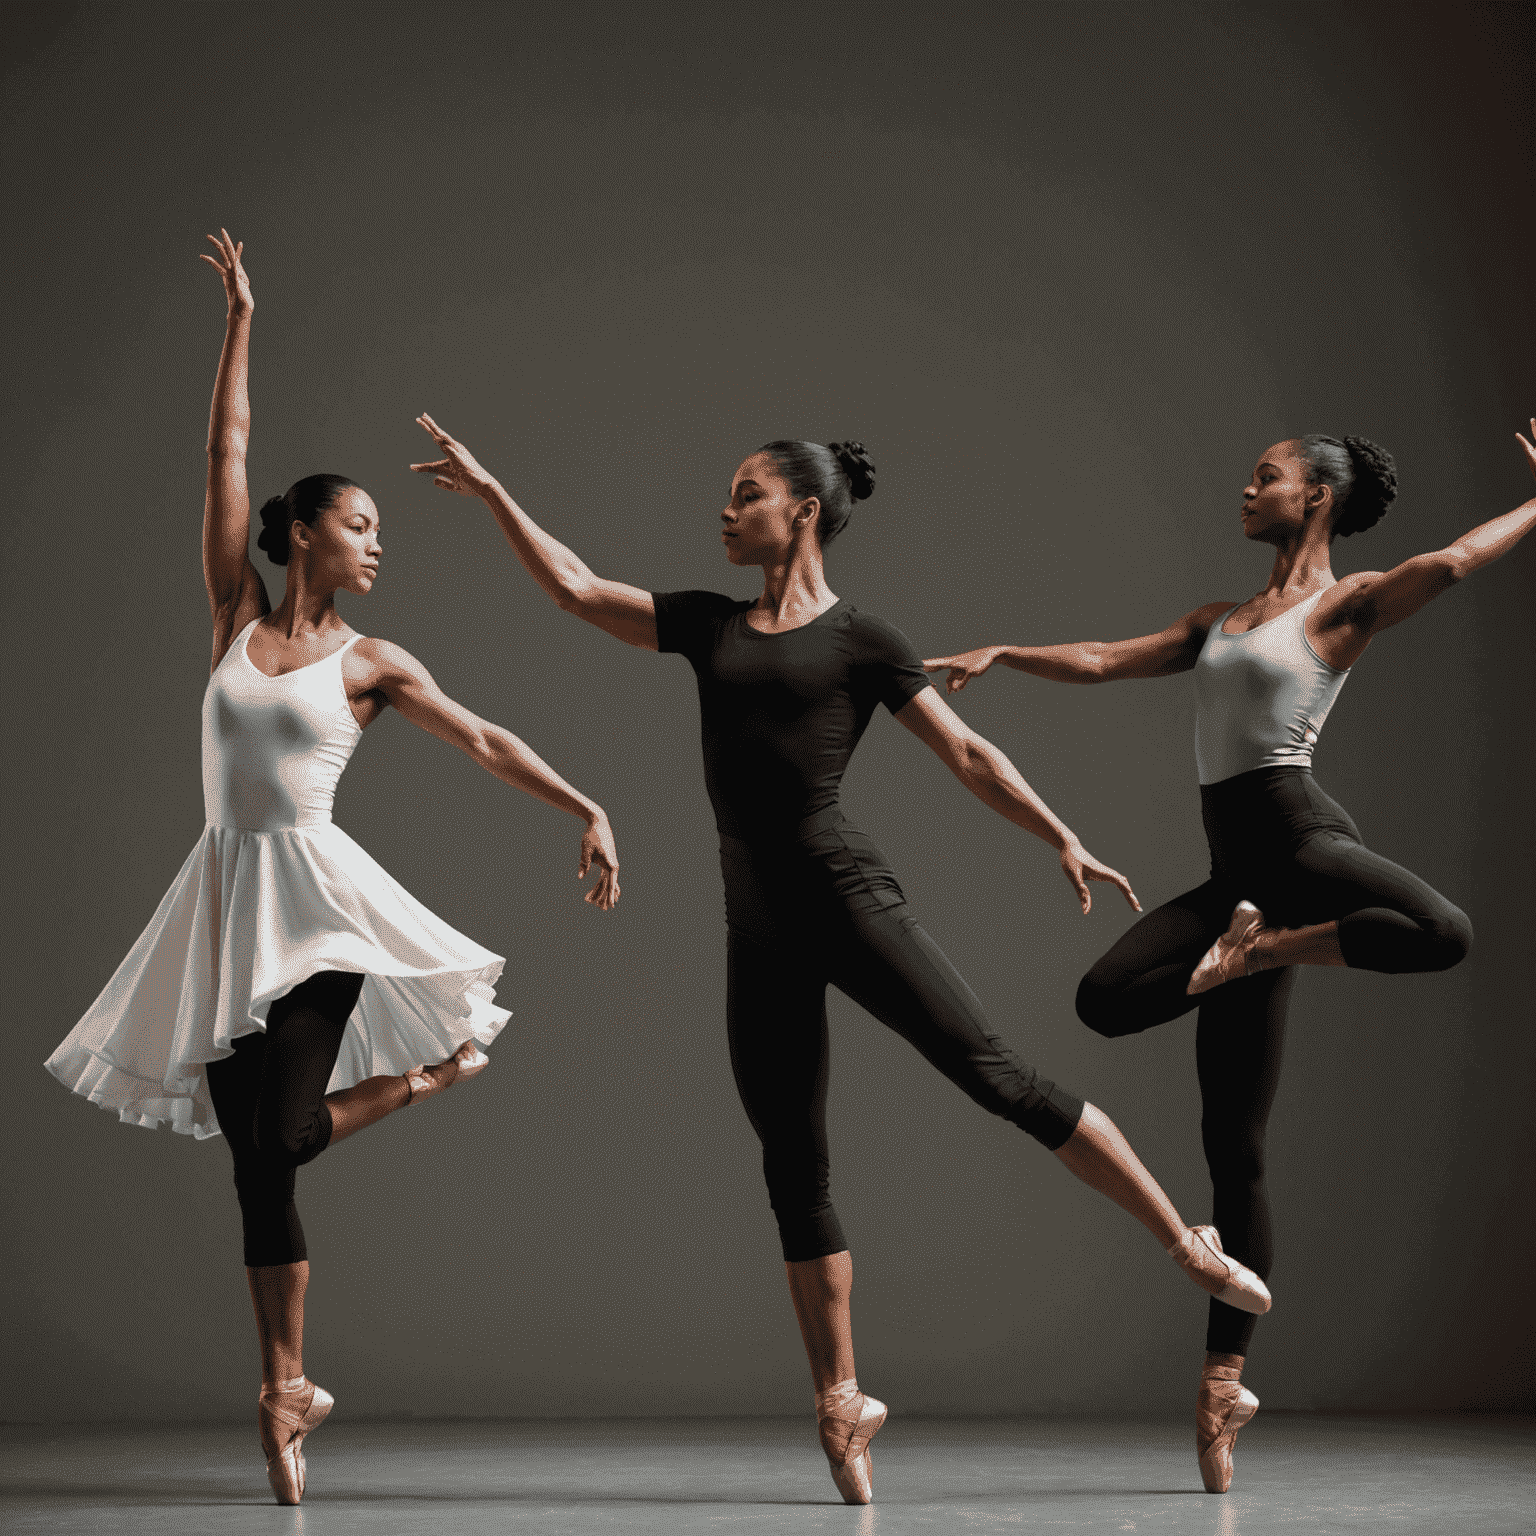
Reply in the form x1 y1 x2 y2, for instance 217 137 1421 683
652 589 747 621
1313 573 1383 628
842 603 918 654
347 634 432 687
1184 599 1242 633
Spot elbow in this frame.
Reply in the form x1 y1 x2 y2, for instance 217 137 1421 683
207 434 249 462
1078 647 1110 683
553 576 596 616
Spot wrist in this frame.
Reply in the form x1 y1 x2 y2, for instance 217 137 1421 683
582 803 607 828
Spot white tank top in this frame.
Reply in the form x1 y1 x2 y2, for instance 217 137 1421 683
201 620 365 830
1193 591 1350 786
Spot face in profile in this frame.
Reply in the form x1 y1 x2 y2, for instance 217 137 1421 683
1240 441 1324 544
292 487 383 594
720 452 817 566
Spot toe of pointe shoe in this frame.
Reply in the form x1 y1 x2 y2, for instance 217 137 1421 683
1198 1387 1259 1493
1187 901 1266 995
830 1448 874 1504
266 1444 303 1505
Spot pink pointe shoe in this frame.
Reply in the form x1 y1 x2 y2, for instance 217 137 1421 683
1187 901 1271 995
257 1376 334 1505
1167 1225 1272 1314
404 1040 491 1104
1197 1354 1259 1493
815 1379 888 1505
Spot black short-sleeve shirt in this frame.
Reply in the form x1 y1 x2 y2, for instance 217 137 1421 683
652 591 932 840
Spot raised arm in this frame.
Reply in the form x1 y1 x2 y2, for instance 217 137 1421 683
411 416 658 650
198 230 270 668
1310 422 1536 670
347 639 620 908
893 687 1140 914
922 601 1237 694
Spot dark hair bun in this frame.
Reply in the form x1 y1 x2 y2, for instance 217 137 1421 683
828 441 876 501
256 493 293 566
1337 435 1398 538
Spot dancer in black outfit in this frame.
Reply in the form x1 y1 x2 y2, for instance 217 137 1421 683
927 425 1536 1492
413 421 1273 1503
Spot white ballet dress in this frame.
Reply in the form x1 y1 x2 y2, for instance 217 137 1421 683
46 619 511 1138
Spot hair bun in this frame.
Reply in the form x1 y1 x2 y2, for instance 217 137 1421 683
1337 435 1398 538
256 493 293 566
828 441 876 501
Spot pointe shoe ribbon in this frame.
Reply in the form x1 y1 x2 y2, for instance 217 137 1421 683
405 1041 490 1104
1168 1224 1272 1314
815 1379 888 1505
1187 901 1270 995
1197 1361 1259 1494
257 1377 334 1506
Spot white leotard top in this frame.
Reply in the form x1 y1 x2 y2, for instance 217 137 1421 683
201 620 365 831
1193 591 1350 786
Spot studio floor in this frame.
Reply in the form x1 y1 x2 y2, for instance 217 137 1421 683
3 1413 1531 1535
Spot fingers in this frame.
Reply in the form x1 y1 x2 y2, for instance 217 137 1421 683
409 459 449 474
578 846 592 879
949 669 968 692
198 253 225 271
417 413 451 444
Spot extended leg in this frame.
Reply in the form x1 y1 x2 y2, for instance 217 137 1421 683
829 906 1268 1309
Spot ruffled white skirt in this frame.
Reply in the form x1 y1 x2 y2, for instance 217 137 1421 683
45 821 511 1139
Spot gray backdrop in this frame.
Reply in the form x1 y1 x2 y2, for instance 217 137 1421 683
4 1 1532 1422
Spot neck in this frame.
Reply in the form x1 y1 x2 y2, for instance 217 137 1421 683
756 537 837 622
1260 521 1335 600
271 571 342 638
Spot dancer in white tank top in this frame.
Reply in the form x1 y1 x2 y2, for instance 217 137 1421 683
925 426 1536 1492
45 233 622 1505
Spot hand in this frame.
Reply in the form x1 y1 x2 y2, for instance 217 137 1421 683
1518 418 1536 485
1060 838 1141 915
578 812 621 911
411 414 497 498
199 228 253 315
924 646 1004 694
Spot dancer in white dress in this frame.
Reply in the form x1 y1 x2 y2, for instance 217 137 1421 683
45 232 622 1505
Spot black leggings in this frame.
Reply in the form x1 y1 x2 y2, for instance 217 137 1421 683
1075 767 1471 1355
204 970 365 1268
722 811 1084 1263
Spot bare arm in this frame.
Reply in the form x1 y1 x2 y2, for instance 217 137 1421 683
411 415 658 649
198 231 270 668
349 639 621 909
922 601 1236 693
893 687 1140 914
1311 423 1536 669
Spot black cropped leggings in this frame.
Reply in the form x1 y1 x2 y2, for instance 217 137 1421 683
1075 768 1471 1355
204 970 365 1268
722 812 1084 1263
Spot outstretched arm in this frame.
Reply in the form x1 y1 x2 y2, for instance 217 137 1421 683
411 416 658 650
198 230 269 667
893 687 1140 914
1311 422 1536 669
922 601 1236 693
349 639 621 909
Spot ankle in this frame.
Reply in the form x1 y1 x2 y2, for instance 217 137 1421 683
261 1374 307 1396
815 1377 861 1417
1202 1351 1245 1384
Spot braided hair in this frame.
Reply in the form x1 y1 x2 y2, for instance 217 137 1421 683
255 474 361 565
758 440 876 546
1294 435 1398 538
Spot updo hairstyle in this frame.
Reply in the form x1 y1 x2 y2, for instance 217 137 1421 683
1294 435 1398 538
758 440 876 546
256 474 361 566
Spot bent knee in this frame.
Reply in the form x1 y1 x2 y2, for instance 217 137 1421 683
1075 971 1140 1038
1425 907 1473 971
253 1111 323 1166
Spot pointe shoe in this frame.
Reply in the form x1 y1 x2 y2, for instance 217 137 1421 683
1167 1225 1272 1314
1187 901 1270 995
405 1040 490 1104
257 1377 334 1506
1197 1358 1258 1494
816 1383 888 1505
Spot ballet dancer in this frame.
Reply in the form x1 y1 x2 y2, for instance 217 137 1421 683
45 234 621 1505
926 426 1536 1490
410 421 1272 1503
